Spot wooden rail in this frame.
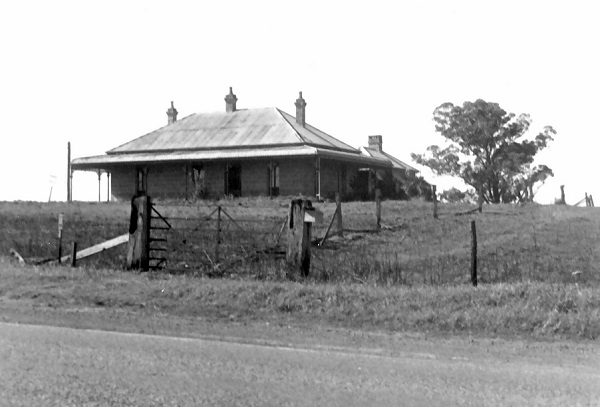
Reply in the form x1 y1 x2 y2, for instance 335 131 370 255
59 233 129 263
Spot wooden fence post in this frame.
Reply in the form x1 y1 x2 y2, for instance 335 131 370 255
335 192 343 238
57 213 64 263
590 195 595 207
71 242 77 267
477 186 483 213
287 199 313 277
432 185 438 219
471 220 478 287
126 195 151 271
215 206 222 263
560 185 566 204
375 188 381 230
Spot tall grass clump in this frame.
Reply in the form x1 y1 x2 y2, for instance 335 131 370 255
2 257 600 340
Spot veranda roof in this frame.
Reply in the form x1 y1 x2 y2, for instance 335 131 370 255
361 147 419 172
72 145 391 171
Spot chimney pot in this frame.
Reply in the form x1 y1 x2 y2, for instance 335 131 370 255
166 101 178 125
368 135 383 152
225 87 238 113
294 91 307 127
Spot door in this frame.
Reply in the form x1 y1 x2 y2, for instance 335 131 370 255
225 163 242 197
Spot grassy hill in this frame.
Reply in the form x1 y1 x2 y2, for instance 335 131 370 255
1 198 600 340
1 198 599 285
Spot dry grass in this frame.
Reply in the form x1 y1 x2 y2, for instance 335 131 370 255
2 198 600 285
1 258 599 340
3 197 600 340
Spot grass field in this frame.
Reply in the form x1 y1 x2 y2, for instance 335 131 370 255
2 198 600 285
1 259 599 340
2 198 600 340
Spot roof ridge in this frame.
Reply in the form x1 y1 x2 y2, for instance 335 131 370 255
275 108 308 144
303 121 359 152
277 109 359 153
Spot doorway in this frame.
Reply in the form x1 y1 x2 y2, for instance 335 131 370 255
225 163 242 197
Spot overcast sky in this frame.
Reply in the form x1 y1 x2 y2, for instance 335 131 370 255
1 0 598 204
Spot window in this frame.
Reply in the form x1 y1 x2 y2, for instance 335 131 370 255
191 164 206 199
135 167 147 194
270 162 280 196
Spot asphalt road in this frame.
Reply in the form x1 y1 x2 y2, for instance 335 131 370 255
1 322 598 406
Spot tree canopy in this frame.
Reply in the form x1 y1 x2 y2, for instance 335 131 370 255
411 99 555 203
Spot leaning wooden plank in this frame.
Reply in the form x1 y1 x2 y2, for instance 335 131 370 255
59 233 129 263
9 248 26 264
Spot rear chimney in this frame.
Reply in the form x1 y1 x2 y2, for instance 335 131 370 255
294 91 307 127
225 87 238 112
368 135 383 152
166 101 178 125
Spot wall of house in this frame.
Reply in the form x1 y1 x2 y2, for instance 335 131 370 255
146 164 187 199
319 160 342 200
110 164 190 201
318 160 372 200
343 163 364 199
108 157 373 201
203 162 224 198
110 166 136 201
240 160 269 196
278 158 315 196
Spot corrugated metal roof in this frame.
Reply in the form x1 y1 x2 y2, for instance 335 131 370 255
277 110 359 152
108 107 359 155
72 146 390 170
362 147 419 172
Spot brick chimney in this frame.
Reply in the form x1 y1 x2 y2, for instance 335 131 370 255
294 91 307 127
225 87 238 113
368 135 383 152
166 101 178 125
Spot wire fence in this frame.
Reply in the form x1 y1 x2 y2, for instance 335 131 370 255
149 203 289 272
310 202 600 285
3 200 600 285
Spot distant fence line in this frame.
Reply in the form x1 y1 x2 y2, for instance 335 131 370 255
5 193 600 285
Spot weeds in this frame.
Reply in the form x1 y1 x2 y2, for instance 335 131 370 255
2 199 600 286
2 259 600 340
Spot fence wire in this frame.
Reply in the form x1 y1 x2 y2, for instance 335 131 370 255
3 200 600 285
149 204 289 272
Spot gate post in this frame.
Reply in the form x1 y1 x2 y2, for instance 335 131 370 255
126 194 151 271
287 199 313 277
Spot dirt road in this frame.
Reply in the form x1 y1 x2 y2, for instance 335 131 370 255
1 322 598 406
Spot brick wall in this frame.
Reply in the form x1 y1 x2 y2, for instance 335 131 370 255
319 160 368 200
108 157 361 201
203 162 224 198
110 166 135 201
278 158 315 196
146 164 187 199
241 160 269 196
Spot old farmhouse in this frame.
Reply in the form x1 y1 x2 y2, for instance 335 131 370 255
71 89 416 201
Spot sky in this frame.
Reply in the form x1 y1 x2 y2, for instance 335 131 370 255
1 0 598 204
